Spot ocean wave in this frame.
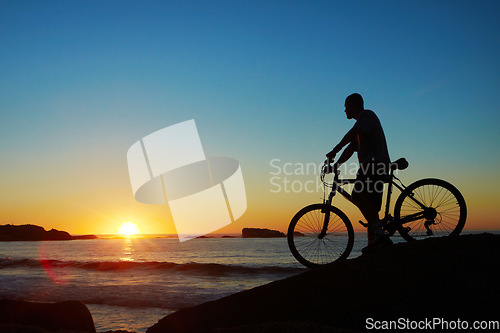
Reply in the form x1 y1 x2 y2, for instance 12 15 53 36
0 257 304 275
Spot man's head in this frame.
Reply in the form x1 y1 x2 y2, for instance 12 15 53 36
344 93 364 119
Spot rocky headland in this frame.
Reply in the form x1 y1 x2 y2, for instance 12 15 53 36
0 224 97 241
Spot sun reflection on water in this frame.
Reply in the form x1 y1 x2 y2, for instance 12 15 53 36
120 238 134 262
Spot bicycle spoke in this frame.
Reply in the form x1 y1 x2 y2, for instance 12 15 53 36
323 236 345 254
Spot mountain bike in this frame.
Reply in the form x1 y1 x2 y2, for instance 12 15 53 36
287 158 467 268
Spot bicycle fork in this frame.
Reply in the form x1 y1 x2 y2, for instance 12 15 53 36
319 191 335 239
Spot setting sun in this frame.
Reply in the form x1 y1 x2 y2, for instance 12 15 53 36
117 221 142 237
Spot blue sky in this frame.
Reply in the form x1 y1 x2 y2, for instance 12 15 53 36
1 0 499 233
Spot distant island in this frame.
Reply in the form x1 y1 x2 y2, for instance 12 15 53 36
242 228 286 238
0 224 97 241
72 234 98 240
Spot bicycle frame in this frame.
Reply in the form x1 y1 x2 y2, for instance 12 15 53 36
320 165 430 235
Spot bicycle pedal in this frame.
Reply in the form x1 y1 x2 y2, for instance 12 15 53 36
358 220 369 228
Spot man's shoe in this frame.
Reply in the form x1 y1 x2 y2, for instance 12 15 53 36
361 234 393 254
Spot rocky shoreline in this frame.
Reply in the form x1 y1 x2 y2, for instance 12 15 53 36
147 233 500 333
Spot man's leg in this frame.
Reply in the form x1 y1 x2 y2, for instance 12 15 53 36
352 177 392 252
352 191 382 244
367 226 376 244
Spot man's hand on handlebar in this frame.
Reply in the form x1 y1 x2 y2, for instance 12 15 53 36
323 161 339 175
325 150 336 164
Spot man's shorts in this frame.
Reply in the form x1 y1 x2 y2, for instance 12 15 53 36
352 163 389 212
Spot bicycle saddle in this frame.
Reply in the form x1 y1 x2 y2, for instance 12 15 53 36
391 158 409 170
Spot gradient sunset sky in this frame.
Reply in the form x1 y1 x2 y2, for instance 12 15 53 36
1 1 499 235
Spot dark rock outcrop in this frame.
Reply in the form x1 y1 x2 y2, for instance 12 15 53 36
0 224 97 241
147 233 500 333
0 225 72 241
0 299 96 332
242 228 285 238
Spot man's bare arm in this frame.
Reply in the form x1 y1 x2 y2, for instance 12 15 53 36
326 126 358 160
335 142 356 167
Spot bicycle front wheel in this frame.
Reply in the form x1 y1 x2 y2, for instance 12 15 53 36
394 178 467 242
287 204 354 268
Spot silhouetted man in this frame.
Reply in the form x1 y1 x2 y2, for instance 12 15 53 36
326 93 392 253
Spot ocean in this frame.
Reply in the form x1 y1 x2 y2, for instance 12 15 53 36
0 231 494 332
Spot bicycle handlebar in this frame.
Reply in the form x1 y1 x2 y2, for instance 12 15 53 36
321 161 339 186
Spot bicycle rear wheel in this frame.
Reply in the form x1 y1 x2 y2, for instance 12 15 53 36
287 204 354 268
394 178 467 241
